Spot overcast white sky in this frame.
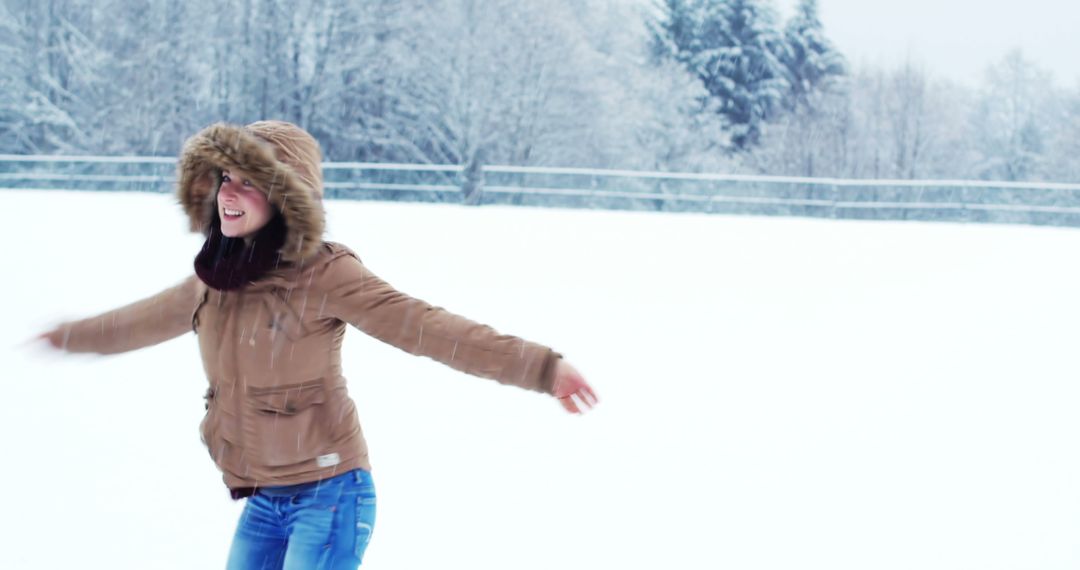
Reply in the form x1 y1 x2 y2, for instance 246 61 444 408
775 0 1079 87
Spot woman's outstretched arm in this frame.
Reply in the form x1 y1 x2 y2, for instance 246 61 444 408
320 251 598 412
37 275 204 355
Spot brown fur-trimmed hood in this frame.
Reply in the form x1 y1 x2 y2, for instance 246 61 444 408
176 122 325 263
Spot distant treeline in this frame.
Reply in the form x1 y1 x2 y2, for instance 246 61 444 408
2 0 1077 182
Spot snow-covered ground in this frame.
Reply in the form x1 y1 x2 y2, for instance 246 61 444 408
3 189 1079 569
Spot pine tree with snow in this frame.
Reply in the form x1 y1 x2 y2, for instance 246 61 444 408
781 0 846 108
698 0 789 150
652 0 790 151
648 0 701 64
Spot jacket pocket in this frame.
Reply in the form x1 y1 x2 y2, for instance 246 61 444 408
248 380 326 415
246 380 330 467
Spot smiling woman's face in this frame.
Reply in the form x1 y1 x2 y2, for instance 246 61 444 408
217 169 274 239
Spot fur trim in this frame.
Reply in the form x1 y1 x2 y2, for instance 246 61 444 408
176 123 324 263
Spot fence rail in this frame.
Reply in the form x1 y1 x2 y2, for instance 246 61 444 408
2 154 1080 227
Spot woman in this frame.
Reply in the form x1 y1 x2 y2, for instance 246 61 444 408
36 120 598 569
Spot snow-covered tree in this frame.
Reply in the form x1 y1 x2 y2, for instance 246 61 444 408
745 82 852 176
3 0 109 153
653 0 790 151
970 50 1055 181
885 62 931 179
3 0 1078 184
648 0 701 63
781 0 845 108
840 63 971 180
309 0 422 162
0 2 39 153
722 0 850 175
371 0 621 167
93 0 210 155
1045 87 1080 182
751 60 973 180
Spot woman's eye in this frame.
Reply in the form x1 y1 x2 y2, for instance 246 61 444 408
221 174 231 182
242 180 252 187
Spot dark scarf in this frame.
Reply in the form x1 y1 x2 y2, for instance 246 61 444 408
194 211 288 291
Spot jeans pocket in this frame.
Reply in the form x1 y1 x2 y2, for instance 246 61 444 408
354 492 377 561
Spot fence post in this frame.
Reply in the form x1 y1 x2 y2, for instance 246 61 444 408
461 148 485 206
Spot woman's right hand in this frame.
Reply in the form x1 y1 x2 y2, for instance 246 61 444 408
552 359 599 415
28 328 66 350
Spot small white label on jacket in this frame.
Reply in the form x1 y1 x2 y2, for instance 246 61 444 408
316 453 341 467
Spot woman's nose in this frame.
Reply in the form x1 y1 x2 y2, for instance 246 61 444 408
219 182 237 199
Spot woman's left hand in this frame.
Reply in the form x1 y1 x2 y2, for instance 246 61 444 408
552 359 598 414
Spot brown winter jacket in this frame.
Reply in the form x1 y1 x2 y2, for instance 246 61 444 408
57 123 561 493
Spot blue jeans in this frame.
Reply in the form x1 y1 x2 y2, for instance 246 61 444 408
226 469 377 570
